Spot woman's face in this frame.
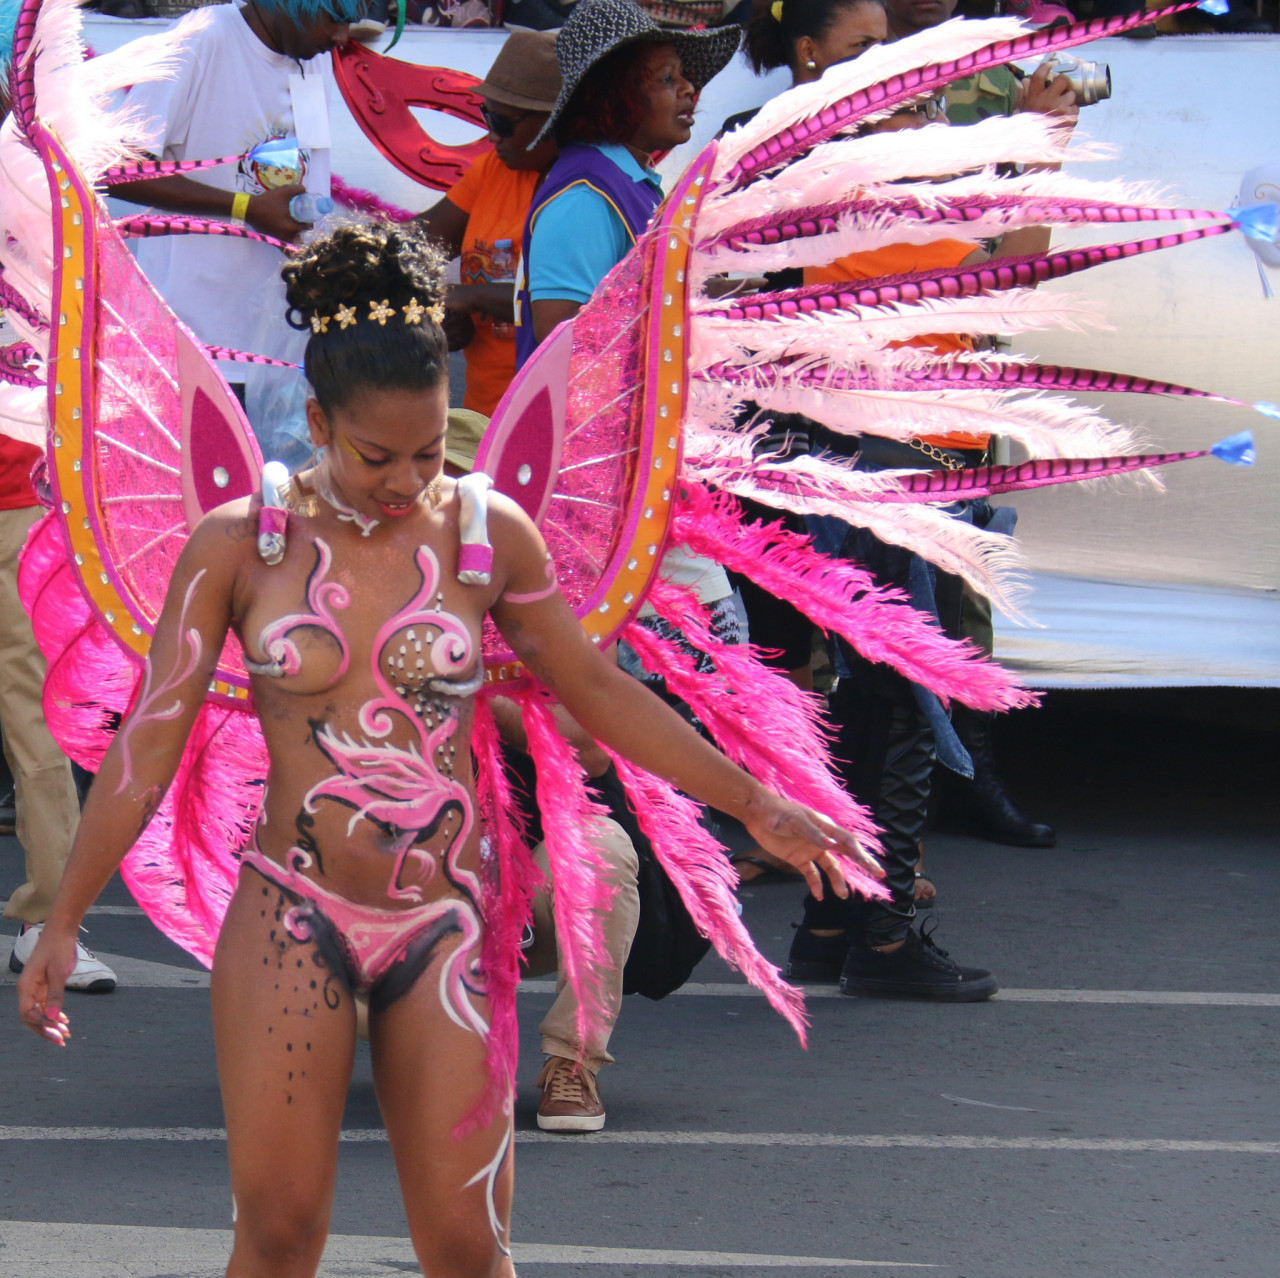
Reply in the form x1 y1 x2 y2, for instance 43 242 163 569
483 97 559 173
626 43 697 155
308 382 450 522
795 1 888 83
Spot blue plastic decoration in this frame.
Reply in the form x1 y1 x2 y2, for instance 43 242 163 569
1210 432 1256 466
1196 0 1230 14
1227 203 1280 245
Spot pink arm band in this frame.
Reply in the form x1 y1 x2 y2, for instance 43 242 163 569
458 543 494 579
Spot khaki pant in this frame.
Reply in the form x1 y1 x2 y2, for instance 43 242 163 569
0 505 80 924
522 816 640 1075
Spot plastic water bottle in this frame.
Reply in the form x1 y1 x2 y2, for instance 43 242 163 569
288 193 335 225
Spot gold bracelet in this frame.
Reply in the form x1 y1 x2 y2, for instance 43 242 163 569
229 192 251 225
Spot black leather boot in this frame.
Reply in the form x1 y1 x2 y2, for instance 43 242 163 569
942 709 1055 848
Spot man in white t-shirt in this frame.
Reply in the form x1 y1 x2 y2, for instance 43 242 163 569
106 0 357 449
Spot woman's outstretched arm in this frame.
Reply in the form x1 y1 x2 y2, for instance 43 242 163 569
486 499 883 894
16 504 250 1043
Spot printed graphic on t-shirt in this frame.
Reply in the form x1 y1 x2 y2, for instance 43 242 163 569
463 238 517 339
461 238 516 287
236 127 309 195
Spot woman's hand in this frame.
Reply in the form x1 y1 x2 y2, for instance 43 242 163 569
742 788 884 901
16 924 77 1046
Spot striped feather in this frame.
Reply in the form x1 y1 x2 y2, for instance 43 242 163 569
116 215 293 254
691 371 1137 459
699 226 1234 322
701 112 1077 246
689 290 1104 374
718 5 1203 188
672 482 1035 710
681 437 1028 615
861 449 1222 502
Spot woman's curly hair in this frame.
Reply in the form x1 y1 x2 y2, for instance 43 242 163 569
555 41 657 147
281 218 449 413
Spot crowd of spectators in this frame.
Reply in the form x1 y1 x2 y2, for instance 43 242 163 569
79 0 1280 35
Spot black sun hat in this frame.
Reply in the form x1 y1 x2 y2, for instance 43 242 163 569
532 0 742 145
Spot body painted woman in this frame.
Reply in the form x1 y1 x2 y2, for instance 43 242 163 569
15 220 880 1278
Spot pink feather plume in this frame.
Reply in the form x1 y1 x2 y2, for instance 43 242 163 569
467 698 544 1133
607 753 811 1044
672 482 1033 711
623 589 886 873
509 684 617 1063
679 435 1029 614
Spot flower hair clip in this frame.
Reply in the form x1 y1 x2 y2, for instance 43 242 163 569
402 296 446 326
307 295 446 334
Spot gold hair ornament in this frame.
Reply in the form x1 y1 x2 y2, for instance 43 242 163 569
307 296 445 333
771 0 783 20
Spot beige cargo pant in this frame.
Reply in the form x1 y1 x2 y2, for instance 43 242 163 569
1 505 80 924
522 816 640 1075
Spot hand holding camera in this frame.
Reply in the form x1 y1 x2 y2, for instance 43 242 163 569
1020 58 1080 119
1021 53 1112 119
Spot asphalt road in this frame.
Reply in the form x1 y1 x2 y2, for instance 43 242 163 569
1 688 1277 1277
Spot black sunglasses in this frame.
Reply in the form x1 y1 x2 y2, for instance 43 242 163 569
481 106 534 140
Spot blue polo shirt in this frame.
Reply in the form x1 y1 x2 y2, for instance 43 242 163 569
527 143 663 304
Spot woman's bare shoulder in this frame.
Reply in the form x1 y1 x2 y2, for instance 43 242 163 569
485 489 542 543
180 496 263 579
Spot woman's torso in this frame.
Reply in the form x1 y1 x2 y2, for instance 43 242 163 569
231 478 496 914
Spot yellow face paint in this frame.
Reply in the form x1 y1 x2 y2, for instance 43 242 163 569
335 432 367 464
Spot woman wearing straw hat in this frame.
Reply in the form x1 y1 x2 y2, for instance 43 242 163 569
418 31 562 417
513 0 741 367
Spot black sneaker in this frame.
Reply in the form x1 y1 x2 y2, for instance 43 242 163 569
839 920 998 1002
786 926 851 984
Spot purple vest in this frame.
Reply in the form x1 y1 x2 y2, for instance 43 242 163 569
514 144 662 370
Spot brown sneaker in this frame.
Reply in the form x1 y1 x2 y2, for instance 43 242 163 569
535 1056 606 1133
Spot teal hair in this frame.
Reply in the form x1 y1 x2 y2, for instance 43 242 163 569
259 0 406 47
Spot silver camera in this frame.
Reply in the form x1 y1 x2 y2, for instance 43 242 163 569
1042 53 1112 106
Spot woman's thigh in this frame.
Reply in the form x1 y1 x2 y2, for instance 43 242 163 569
370 945 515 1278
211 867 358 1273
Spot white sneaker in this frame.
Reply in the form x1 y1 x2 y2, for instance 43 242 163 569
9 922 117 993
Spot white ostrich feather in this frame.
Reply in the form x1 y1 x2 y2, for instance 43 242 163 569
689 290 1106 376
0 385 48 448
683 434 1029 615
0 123 55 320
0 0 186 450
713 16 1033 178
36 6 185 180
701 113 1082 246
705 374 1139 458
694 169 1181 280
